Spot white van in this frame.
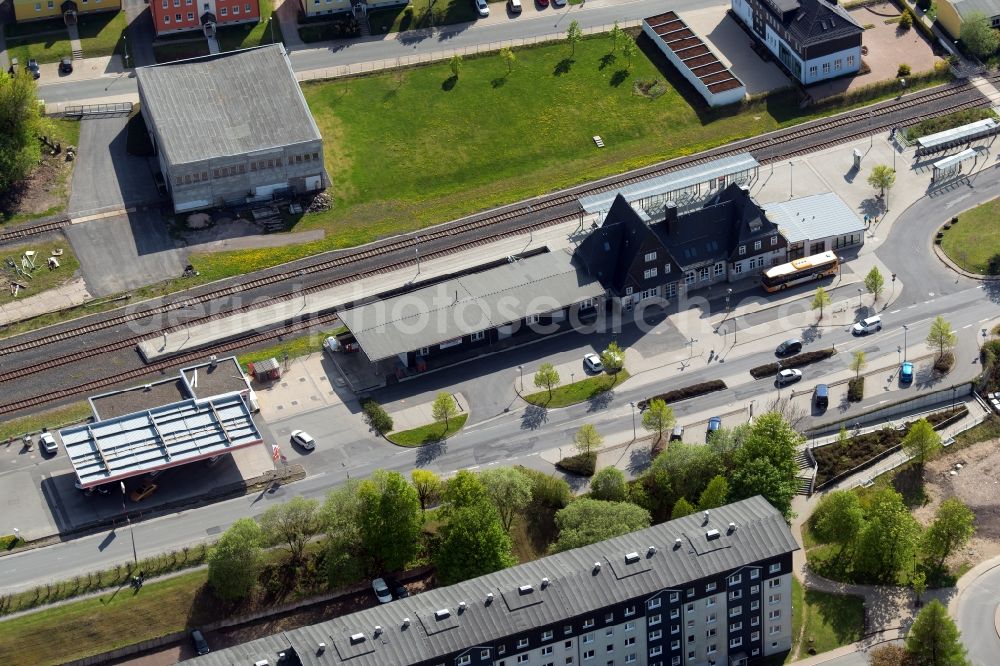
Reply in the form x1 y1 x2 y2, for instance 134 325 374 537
852 315 882 336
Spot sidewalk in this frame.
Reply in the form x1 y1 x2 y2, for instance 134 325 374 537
387 391 469 431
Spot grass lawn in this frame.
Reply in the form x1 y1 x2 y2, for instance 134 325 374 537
905 107 997 140
799 588 864 656
6 11 127 64
153 40 210 63
1 118 82 225
0 399 90 444
369 0 477 34
954 414 1000 447
77 10 130 59
388 413 468 446
510 507 558 563
6 33 72 66
523 370 630 408
941 197 1000 274
0 570 214 666
806 542 914 586
236 326 347 369
788 577 806 662
217 0 283 51
0 237 81 306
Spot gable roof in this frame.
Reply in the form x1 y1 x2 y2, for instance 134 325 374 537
950 0 1000 19
192 496 798 666
760 0 863 46
135 44 322 166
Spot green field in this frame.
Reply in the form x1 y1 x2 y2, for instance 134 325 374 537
6 11 128 65
523 370 630 408
799 588 865 656
216 0 283 51
940 197 1000 274
388 413 469 446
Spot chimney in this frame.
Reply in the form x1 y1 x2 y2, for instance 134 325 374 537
664 200 678 234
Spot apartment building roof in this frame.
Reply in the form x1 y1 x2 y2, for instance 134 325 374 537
192 496 798 666
135 44 322 166
760 0 863 46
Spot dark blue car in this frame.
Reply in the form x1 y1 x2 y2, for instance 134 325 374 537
900 361 914 384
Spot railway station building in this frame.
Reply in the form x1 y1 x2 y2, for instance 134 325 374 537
136 44 328 214
763 192 866 259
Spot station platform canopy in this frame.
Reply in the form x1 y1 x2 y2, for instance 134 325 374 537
61 392 261 488
579 153 759 215
916 118 998 153
932 148 978 171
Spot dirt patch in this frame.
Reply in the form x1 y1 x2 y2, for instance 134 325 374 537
0 152 73 222
913 436 1000 567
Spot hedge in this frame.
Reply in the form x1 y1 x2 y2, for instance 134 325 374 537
361 398 393 435
749 348 837 379
848 377 865 402
555 452 597 477
637 380 727 410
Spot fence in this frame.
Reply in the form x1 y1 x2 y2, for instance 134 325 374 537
295 21 643 83
61 102 133 118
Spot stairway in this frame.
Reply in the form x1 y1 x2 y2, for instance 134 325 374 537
794 450 810 470
71 48 83 60
795 476 813 496
353 1 371 37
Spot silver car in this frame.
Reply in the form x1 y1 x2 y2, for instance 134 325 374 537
776 368 803 385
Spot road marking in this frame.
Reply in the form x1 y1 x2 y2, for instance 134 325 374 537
908 304 917 309
467 465 480 470
890 310 900 314
982 317 991 322
963 324 973 329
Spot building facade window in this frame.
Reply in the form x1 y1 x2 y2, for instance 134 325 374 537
699 267 710 281
649 598 661 609
754 240 762 251
769 563 781 574
685 271 695 285
644 267 658 280
645 251 657 262
713 262 724 277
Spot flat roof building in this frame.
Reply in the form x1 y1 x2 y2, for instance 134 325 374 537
763 192 865 259
136 45 328 213
192 496 798 666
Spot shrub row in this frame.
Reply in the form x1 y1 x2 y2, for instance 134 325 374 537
555 452 597 477
637 380 727 410
848 377 865 402
749 348 837 379
361 399 393 435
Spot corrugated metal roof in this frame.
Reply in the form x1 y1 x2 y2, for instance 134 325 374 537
135 44 322 166
338 251 604 362
932 148 979 169
953 0 1000 19
579 154 759 213
60 392 261 488
916 118 999 150
191 497 798 666
764 192 864 244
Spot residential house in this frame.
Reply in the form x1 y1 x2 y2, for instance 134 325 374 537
12 0 120 24
936 0 1000 40
150 0 259 36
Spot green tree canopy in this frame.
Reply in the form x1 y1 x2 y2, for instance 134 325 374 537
442 469 489 512
926 316 957 360
435 499 516 584
868 165 896 196
574 423 603 455
697 475 730 511
906 599 971 666
922 498 975 570
590 466 627 502
321 480 369 586
480 467 533 532
730 413 801 516
853 487 921 582
642 398 675 442
609 21 624 52
622 34 639 69
499 46 516 74
960 12 1000 59
449 54 463 78
552 499 651 553
207 518 265 601
811 286 832 320
357 470 422 571
600 341 625 375
432 392 458 427
411 469 443 511
259 496 321 562
671 497 695 519
0 71 44 193
902 418 943 468
567 20 582 55
533 363 561 397
812 490 864 550
651 441 723 508
851 350 867 380
865 266 886 303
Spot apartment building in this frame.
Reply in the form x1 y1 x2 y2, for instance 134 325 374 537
191 496 798 666
12 0 120 24
149 0 259 36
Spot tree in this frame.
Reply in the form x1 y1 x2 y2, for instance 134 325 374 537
926 316 956 361
671 497 695 519
853 487 921 582
906 599 971 666
697 475 729 510
432 392 458 428
356 470 422 571
259 496 321 563
411 469 443 511
0 70 44 193
552 499 651 552
960 12 1000 59
442 469 488 512
600 341 625 376
500 46 516 74
622 34 639 69
923 498 975 570
609 21 623 52
868 165 896 197
811 286 832 321
361 399 393 436
707 423 749 471
208 518 264 601
651 441 723 508
730 413 801 517
449 54 463 78
865 266 886 304
574 423 603 455
899 8 913 30
912 570 927 605
642 398 675 443
590 466 627 502
812 490 864 555
320 480 368 585
567 20 582 55
533 363 561 398
435 500 516 584
851 350 867 381
902 418 943 468
480 467 533 532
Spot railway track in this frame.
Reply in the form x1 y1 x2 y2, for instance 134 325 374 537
0 76 994 413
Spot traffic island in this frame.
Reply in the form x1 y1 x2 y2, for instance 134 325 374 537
522 370 629 409
387 414 468 447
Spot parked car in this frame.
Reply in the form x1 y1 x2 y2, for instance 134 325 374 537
291 429 316 450
776 368 803 385
129 482 158 502
26 59 40 80
900 361 914 384
507 0 521 12
775 338 802 357
388 579 409 599
59 57 73 74
707 417 722 433
669 424 684 442
73 480 110 495
852 315 882 336
190 630 210 655
537 0 549 6
583 353 604 374
813 384 829 410
474 0 489 16
372 577 393 604
39 432 58 455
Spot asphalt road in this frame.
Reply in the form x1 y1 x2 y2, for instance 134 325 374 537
955 563 1000 666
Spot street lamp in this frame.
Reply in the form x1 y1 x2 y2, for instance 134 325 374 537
890 273 896 301
517 365 523 392
897 344 902 367
789 161 794 199
121 35 129 68
725 287 733 317
902 324 909 362
952 386 957 413
857 287 863 307
120 482 138 570
982 328 988 352
629 401 637 440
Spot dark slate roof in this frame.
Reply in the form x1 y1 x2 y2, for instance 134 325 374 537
762 0 863 46
575 194 666 293
191 497 797 666
135 45 322 166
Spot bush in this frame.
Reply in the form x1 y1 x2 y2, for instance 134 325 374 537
556 452 597 477
361 399 393 435
897 63 912 77
518 466 571 509
749 348 837 379
638 380 726 409
0 534 23 550
934 351 955 374
848 377 865 402
899 9 913 30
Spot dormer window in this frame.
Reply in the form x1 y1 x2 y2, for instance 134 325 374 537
738 246 746 256
754 240 762 251
645 251 657 262
771 235 778 246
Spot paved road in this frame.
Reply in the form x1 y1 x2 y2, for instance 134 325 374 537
955 561 1000 666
